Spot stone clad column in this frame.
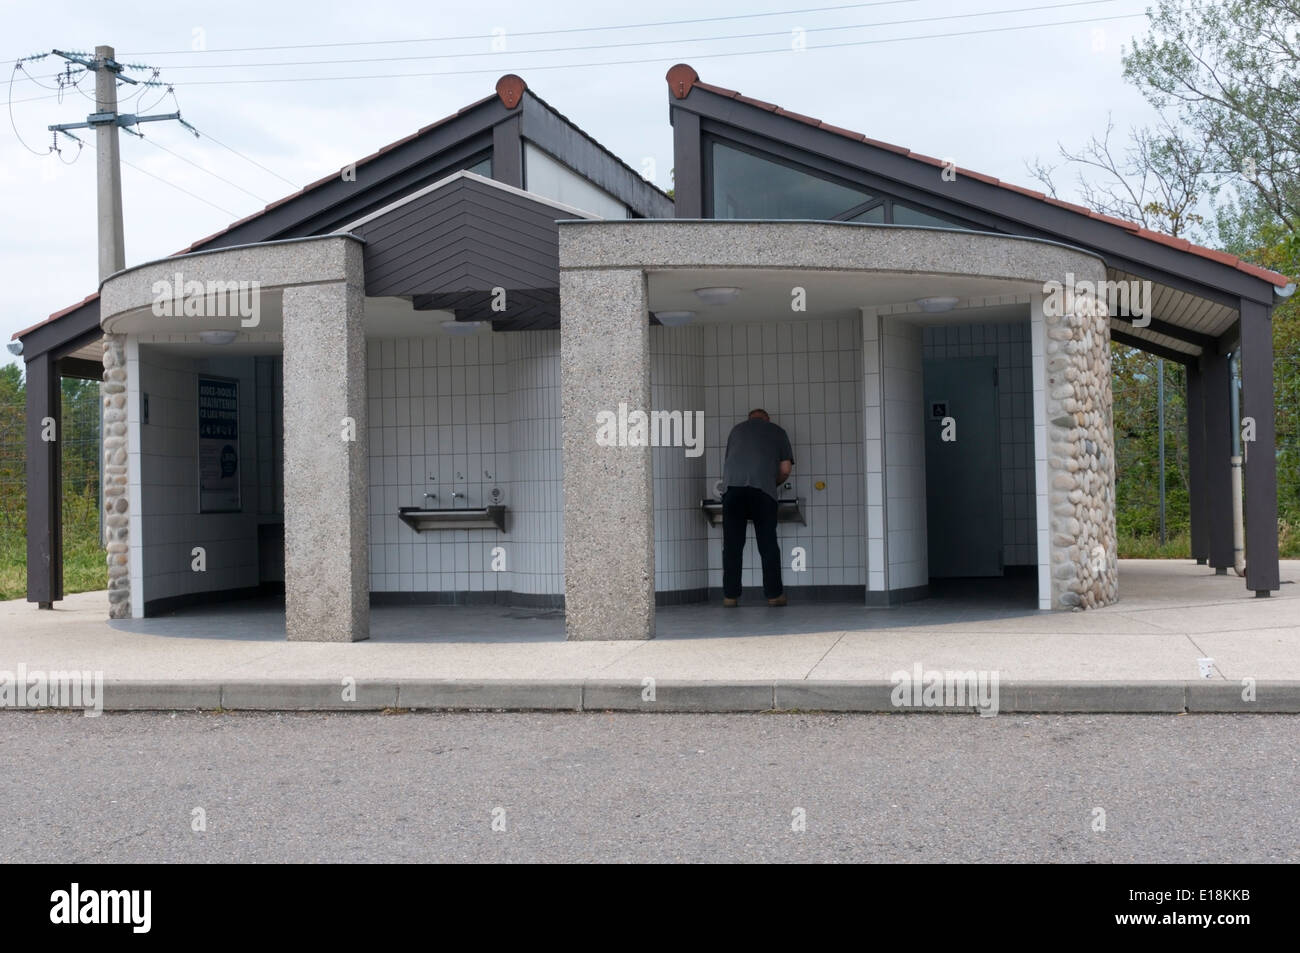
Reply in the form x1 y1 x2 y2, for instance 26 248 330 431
102 333 130 618
1036 265 1119 610
281 242 369 642
560 267 654 640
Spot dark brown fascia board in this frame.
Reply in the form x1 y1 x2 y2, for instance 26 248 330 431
19 300 101 360
198 99 513 251
1141 317 1217 351
674 90 1277 307
57 356 104 381
520 91 674 218
1111 328 1197 365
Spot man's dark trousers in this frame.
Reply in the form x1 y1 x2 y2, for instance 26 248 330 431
722 486 784 600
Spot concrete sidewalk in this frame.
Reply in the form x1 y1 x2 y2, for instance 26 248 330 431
1 560 1298 713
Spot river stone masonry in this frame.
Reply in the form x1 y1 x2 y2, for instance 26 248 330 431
1044 292 1118 609
103 332 130 619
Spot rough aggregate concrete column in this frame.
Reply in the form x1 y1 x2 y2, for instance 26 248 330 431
561 267 654 640
282 265 369 642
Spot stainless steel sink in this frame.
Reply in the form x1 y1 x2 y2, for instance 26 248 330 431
399 506 507 532
699 498 805 526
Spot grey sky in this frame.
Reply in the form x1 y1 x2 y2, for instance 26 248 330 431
1 0 1160 365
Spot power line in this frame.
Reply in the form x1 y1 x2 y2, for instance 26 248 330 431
84 137 241 217
156 11 1148 89
187 124 301 189
120 155 239 216
133 134 272 203
119 0 926 56
8 48 302 197
135 0 1124 72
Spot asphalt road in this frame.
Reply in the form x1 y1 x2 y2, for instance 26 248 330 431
0 711 1295 863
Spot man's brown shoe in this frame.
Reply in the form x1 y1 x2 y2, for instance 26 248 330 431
767 594 787 607
723 597 739 608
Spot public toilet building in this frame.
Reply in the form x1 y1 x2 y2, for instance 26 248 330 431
14 66 1294 641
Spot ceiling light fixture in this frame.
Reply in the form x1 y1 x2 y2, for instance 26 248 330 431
915 296 960 313
198 330 238 346
693 287 740 306
442 320 484 336
655 311 696 327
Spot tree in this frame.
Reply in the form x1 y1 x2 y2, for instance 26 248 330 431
0 365 24 535
1123 0 1300 232
1028 116 1220 239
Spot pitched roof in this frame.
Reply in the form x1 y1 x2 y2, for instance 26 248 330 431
665 63 1292 290
15 74 671 343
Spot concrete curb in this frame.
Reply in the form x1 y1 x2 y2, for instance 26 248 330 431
0 678 1292 714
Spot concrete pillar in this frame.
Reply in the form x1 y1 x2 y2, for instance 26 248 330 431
1239 299 1280 594
560 267 654 640
282 255 369 641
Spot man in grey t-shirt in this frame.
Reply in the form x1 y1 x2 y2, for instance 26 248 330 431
721 409 794 607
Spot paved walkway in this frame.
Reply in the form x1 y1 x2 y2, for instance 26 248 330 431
2 560 1297 712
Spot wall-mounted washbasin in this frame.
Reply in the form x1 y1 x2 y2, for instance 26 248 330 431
399 506 507 532
699 498 805 527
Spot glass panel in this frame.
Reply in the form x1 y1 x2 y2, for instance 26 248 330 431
711 142 872 220
849 204 886 223
892 202 960 228
466 156 492 177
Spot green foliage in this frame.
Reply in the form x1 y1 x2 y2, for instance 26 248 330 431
1112 347 1190 539
1117 530 1191 559
0 366 105 600
1124 0 1300 232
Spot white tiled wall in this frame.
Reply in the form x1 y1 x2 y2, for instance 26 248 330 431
254 356 282 518
131 349 261 606
1031 296 1051 610
923 321 1038 566
651 325 708 593
698 316 865 591
507 330 563 597
366 329 562 598
874 315 928 591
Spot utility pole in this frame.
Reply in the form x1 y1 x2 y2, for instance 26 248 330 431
94 45 125 281
46 45 195 280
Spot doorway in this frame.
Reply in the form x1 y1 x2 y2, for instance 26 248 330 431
923 356 1003 577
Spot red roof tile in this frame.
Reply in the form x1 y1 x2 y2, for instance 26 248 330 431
665 63 1293 289
956 167 1001 186
774 107 823 127
861 136 910 156
733 93 780 112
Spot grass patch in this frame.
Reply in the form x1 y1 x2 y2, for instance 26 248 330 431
1117 531 1192 559
0 486 105 602
1119 521 1300 559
